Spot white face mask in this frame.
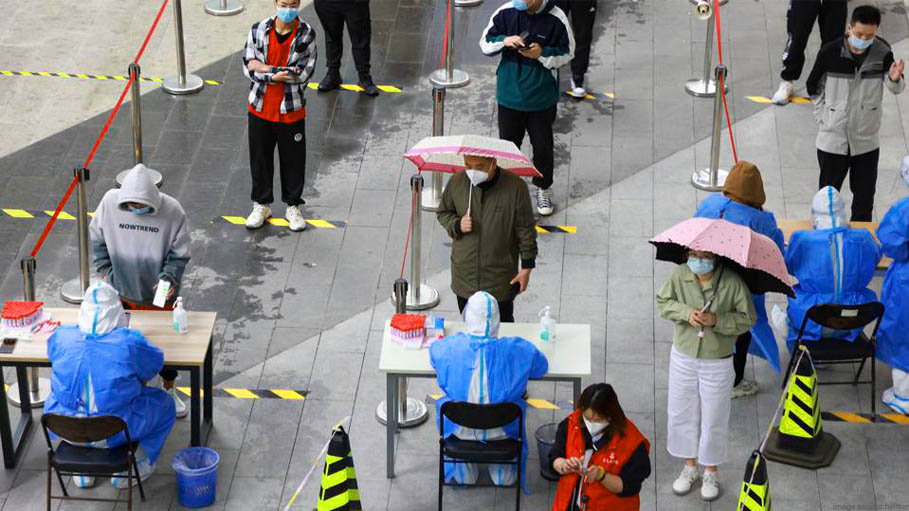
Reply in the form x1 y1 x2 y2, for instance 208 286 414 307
583 417 609 437
466 169 489 186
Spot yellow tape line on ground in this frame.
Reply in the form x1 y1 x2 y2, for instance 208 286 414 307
0 69 221 85
746 95 812 105
175 387 309 400
306 82 403 93
563 91 615 101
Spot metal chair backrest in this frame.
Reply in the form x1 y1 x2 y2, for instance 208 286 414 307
796 302 885 342
41 414 132 448
440 401 522 438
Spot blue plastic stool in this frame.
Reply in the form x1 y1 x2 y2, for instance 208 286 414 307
172 447 220 508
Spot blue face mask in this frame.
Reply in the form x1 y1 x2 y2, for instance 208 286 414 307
687 257 715 275
513 0 528 10
849 35 874 51
130 206 152 215
276 6 299 23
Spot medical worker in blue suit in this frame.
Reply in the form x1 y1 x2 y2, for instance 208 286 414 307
430 291 548 487
695 161 785 398
45 280 176 489
785 186 881 351
877 160 909 414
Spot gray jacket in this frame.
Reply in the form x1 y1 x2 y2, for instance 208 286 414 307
807 37 904 156
90 165 191 305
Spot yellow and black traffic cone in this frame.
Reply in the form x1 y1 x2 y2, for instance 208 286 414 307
764 348 840 469
737 450 771 511
317 427 362 511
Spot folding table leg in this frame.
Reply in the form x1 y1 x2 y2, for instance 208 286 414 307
386 373 398 478
0 366 34 468
203 341 213 443
190 368 201 446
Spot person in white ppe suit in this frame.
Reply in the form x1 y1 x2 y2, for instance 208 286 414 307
877 158 909 414
44 281 176 488
783 186 881 351
429 291 549 487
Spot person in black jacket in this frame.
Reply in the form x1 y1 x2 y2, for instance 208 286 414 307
554 0 597 98
314 0 379 96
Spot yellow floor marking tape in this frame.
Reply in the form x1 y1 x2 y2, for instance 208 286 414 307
746 95 812 105
306 82 403 93
215 216 347 228
821 411 909 424
563 91 615 101
175 387 309 400
2 209 34 218
536 225 577 234
0 69 221 85
46 210 76 220
428 394 561 410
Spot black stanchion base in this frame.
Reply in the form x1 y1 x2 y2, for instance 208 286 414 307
763 428 840 469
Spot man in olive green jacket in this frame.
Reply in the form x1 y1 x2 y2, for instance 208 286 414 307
437 155 538 322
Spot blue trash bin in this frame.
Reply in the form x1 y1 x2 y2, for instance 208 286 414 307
172 447 220 508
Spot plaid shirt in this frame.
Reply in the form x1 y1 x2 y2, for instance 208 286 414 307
242 16 317 114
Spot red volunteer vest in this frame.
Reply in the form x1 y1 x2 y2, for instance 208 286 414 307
552 411 650 511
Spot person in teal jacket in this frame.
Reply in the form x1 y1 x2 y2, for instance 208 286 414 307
695 161 785 399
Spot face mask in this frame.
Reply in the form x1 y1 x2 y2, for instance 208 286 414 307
466 169 489 186
130 206 152 215
584 417 608 437
512 0 528 11
687 257 715 275
276 6 299 23
849 35 874 51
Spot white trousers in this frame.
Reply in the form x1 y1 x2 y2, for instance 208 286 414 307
667 346 734 467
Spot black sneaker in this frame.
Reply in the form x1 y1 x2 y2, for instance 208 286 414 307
358 75 380 97
317 71 342 92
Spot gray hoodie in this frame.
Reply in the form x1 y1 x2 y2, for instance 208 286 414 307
89 164 191 305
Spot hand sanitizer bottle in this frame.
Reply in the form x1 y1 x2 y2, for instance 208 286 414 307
539 306 556 344
173 297 188 334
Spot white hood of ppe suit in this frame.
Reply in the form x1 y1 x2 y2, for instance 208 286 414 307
118 164 162 214
79 280 126 336
812 186 848 230
464 292 500 338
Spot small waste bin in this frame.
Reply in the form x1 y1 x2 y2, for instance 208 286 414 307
535 423 560 482
172 447 220 508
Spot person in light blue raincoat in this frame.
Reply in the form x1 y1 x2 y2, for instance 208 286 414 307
45 281 176 489
877 159 909 414
784 186 881 351
695 161 785 399
429 291 548 488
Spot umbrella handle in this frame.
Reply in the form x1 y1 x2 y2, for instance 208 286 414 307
467 185 473 217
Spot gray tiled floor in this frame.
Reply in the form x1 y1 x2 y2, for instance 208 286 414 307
2 0 909 509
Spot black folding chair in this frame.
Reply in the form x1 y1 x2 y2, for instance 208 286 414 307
439 401 523 511
41 414 146 511
785 302 885 416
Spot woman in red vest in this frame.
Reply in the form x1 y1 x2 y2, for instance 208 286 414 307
549 383 651 511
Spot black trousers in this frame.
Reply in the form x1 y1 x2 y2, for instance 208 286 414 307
554 0 597 80
457 296 515 324
781 0 847 81
817 148 879 222
498 104 557 190
247 112 306 206
733 332 751 387
314 0 372 77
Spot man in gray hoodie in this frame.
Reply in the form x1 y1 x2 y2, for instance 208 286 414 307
90 163 192 418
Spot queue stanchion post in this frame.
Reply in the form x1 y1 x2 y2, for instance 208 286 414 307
691 65 729 191
422 88 446 211
403 175 440 310
117 63 163 188
204 0 244 16
8 259 51 408
685 0 728 98
60 168 100 305
376 279 430 428
162 0 204 95
429 0 470 88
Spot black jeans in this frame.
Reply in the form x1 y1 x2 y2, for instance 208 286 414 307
498 104 557 190
457 296 515 323
781 0 847 81
554 0 597 80
314 0 372 77
817 148 879 222
248 112 306 206
733 332 752 387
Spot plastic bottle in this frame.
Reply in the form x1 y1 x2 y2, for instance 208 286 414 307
173 297 188 334
539 306 556 344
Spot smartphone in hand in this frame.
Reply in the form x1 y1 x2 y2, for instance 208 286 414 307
516 30 530 49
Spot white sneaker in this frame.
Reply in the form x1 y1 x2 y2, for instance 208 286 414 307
245 203 271 229
285 205 308 232
701 470 720 501
168 386 188 419
883 387 909 415
72 474 96 488
672 465 699 495
570 77 586 98
111 460 155 489
732 379 759 398
772 80 794 105
536 187 554 216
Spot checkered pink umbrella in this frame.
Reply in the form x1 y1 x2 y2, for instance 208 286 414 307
403 135 542 177
650 217 794 297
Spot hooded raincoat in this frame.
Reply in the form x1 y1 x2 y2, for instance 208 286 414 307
429 292 548 488
785 187 881 350
90 164 191 305
44 281 176 464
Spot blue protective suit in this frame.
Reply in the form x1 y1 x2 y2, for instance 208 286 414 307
45 326 176 464
429 292 548 490
877 197 909 373
785 229 881 350
695 194 786 372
